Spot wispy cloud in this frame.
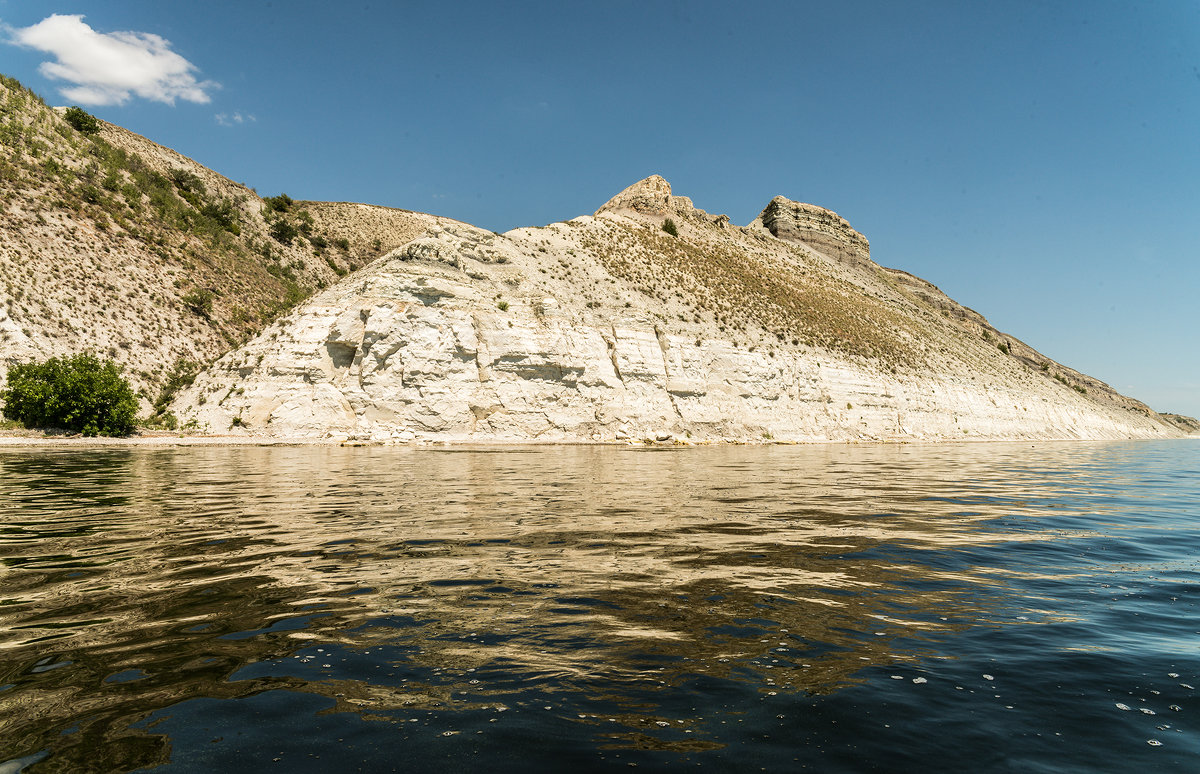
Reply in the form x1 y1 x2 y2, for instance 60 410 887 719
215 111 255 127
5 14 216 106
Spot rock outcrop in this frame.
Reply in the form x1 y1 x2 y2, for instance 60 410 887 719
750 196 871 269
170 176 1184 443
597 175 733 230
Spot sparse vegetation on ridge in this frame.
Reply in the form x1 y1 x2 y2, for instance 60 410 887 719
578 219 922 363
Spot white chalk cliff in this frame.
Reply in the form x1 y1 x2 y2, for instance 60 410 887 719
172 176 1183 442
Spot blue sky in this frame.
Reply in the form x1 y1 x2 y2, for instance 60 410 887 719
2 1 1198 417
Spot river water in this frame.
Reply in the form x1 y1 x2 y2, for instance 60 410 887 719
0 441 1196 772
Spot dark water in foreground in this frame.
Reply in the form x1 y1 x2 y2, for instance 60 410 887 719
0 441 1197 772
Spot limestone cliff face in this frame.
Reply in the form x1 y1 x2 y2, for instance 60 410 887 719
171 176 1182 443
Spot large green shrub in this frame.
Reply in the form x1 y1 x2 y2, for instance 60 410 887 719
1 354 138 436
263 193 294 213
64 106 100 134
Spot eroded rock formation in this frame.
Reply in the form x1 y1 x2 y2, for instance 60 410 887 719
750 196 871 269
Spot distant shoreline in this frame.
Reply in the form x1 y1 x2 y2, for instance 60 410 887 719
0 432 1193 448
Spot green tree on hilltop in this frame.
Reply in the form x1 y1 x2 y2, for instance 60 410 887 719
64 106 100 135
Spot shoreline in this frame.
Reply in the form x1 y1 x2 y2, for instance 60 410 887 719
0 431 1193 448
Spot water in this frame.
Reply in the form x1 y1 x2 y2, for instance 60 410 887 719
0 441 1196 772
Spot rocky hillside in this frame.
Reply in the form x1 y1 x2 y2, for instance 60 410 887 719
0 74 451 414
1 72 1188 442
169 175 1186 442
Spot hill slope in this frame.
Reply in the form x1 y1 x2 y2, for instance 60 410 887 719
0 75 451 415
0 73 1187 441
169 176 1184 442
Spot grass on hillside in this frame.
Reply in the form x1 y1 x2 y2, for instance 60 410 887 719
0 74 377 401
0 76 317 329
580 220 925 365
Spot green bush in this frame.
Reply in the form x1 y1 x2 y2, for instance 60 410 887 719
64 106 100 135
199 198 240 234
145 411 179 431
263 193 293 213
153 359 199 414
79 184 102 204
182 288 215 318
296 210 314 236
269 219 299 245
662 218 678 237
323 255 346 276
1 354 138 436
169 168 206 195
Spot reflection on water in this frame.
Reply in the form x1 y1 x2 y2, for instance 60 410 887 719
0 442 1197 771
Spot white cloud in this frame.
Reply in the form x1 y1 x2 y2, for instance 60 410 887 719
215 111 255 127
7 14 216 106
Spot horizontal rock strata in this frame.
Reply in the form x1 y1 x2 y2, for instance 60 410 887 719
751 196 871 269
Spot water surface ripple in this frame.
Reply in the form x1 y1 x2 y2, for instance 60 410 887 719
0 442 1196 771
